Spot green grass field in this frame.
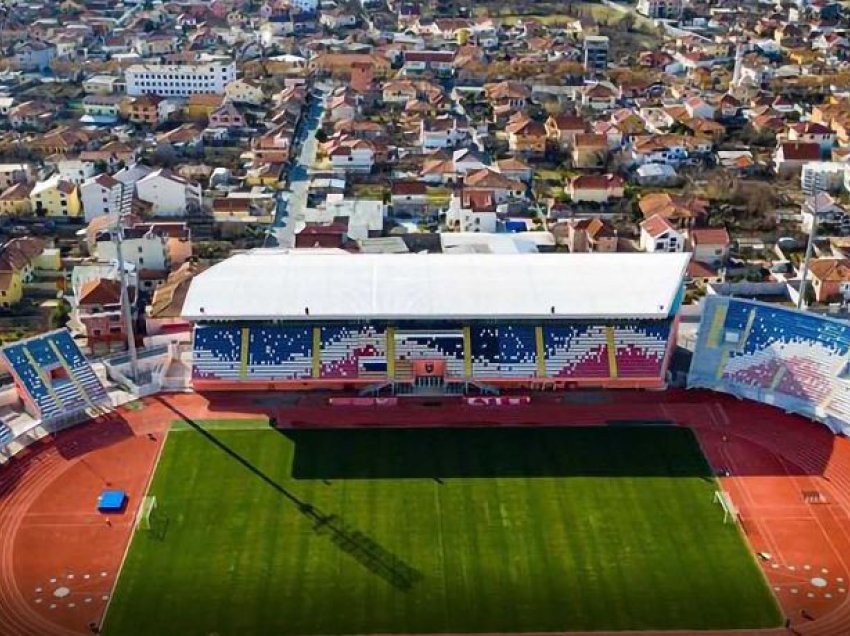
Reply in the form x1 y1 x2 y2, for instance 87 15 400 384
104 422 781 635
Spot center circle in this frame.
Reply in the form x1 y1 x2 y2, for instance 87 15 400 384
812 577 828 588
53 587 71 598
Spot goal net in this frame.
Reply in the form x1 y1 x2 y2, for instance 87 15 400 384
138 496 158 530
713 490 739 525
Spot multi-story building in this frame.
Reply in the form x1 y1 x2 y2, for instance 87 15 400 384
29 176 81 218
583 36 609 77
135 169 203 217
291 0 318 12
80 174 126 223
13 41 56 72
95 222 192 284
0 164 32 190
636 0 682 19
801 161 850 194
125 60 237 97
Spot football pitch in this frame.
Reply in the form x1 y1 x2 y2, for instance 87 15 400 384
104 421 781 635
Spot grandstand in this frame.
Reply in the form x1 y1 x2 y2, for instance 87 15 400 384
0 329 110 424
182 250 689 392
688 295 850 434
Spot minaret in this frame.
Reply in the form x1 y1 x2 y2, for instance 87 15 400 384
731 42 745 88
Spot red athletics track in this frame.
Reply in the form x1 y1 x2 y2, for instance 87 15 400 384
1 389 849 635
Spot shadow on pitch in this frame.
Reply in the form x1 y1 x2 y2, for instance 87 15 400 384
156 398 423 592
278 426 715 479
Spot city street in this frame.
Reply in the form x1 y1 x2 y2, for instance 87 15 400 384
270 84 328 248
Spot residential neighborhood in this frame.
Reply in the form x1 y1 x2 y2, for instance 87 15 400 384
0 0 846 348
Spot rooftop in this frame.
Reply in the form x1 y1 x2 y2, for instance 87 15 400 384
182 250 689 321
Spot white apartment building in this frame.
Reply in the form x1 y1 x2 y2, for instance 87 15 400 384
80 173 126 222
125 60 237 97
291 0 318 12
50 157 97 185
0 164 32 190
640 215 685 253
801 161 850 194
636 0 682 19
95 226 172 273
446 201 498 233
135 169 202 217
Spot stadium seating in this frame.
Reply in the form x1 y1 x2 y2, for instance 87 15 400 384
689 297 850 433
191 320 674 386
543 322 671 379
544 325 610 378
613 322 671 378
0 330 109 422
246 327 312 380
0 422 12 448
394 331 465 377
319 325 386 378
192 325 242 380
471 326 537 378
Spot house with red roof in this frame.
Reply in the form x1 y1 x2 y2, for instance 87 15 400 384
545 114 588 149
687 227 731 268
774 141 822 178
785 122 836 155
567 174 625 204
639 214 685 253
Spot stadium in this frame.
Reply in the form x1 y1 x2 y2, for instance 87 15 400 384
0 249 849 635
183 250 688 392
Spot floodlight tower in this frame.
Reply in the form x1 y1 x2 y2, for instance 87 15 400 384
797 173 826 310
113 213 139 381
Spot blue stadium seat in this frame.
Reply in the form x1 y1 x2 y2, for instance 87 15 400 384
246 326 312 380
0 330 109 422
543 324 610 378
690 297 850 432
0 421 12 448
470 326 536 378
320 325 386 379
192 325 242 380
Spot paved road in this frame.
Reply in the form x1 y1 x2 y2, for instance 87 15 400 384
269 86 328 248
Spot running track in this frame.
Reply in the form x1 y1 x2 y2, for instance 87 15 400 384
0 390 849 635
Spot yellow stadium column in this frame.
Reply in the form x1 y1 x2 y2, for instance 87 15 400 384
535 326 546 378
312 327 321 379
463 326 472 377
606 326 618 379
240 327 249 380
386 326 396 379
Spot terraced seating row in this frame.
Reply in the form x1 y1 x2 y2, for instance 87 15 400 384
0 330 109 422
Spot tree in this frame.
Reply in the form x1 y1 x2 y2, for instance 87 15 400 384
49 300 71 330
618 13 635 32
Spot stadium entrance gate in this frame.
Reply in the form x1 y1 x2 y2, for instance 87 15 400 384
362 359 497 397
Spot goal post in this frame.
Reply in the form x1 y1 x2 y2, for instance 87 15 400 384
713 490 739 525
138 496 158 530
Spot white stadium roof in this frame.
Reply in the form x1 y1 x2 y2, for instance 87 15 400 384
181 249 690 321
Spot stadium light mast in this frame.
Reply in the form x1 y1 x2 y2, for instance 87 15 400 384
114 213 139 382
797 175 824 310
